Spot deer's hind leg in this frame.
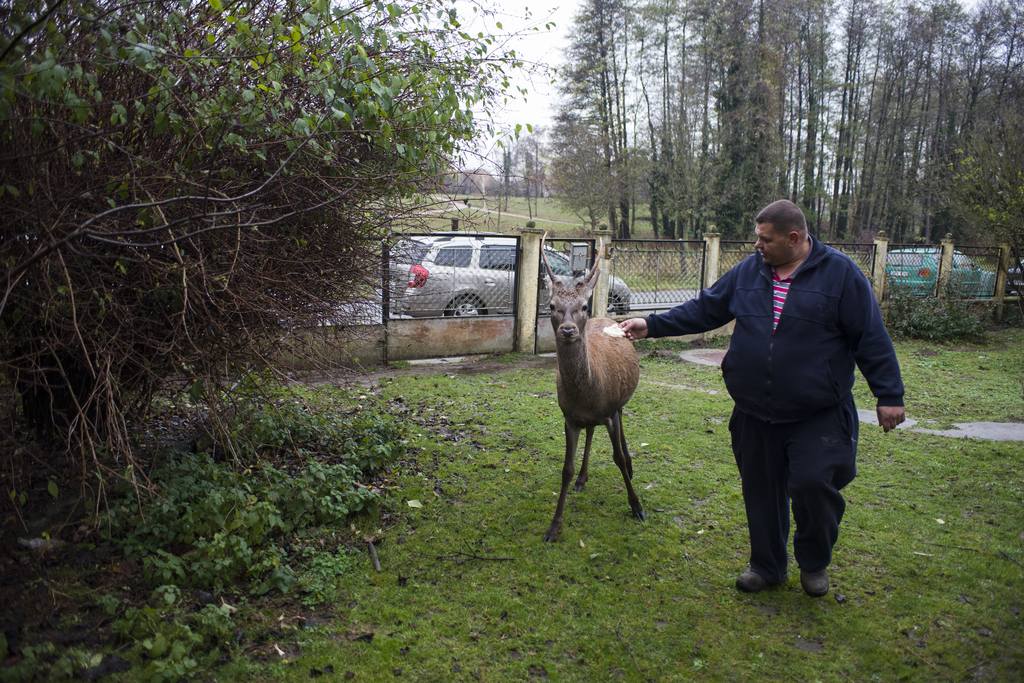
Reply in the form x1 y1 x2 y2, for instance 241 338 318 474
574 426 594 492
607 411 645 522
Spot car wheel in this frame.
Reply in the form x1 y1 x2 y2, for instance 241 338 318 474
445 294 487 316
608 293 628 315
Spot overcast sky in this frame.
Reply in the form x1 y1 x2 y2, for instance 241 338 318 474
464 1 577 135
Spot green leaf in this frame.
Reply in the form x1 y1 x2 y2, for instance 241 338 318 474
209 0 223 11
48 480 59 498
406 499 423 508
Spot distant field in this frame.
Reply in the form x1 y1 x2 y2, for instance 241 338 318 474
396 195 666 239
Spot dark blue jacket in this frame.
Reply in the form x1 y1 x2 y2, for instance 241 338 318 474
646 236 904 423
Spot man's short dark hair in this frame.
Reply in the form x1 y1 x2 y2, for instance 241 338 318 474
756 200 807 235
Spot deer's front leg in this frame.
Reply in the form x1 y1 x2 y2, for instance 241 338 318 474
574 426 594 492
544 421 581 542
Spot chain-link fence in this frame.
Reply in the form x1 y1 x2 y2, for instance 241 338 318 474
947 246 1000 298
609 240 704 312
829 243 876 281
885 244 1001 298
719 241 756 280
538 238 607 316
382 234 1005 323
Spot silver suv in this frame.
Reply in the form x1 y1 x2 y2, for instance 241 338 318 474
391 234 631 317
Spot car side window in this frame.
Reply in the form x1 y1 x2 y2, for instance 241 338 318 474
480 246 516 270
433 247 472 268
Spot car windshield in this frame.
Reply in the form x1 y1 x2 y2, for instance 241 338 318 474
545 251 572 276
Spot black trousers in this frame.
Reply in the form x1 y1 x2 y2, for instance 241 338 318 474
728 401 859 583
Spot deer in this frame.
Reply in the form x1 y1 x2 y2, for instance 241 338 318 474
540 237 645 542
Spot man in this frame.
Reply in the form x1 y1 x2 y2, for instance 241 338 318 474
620 200 905 597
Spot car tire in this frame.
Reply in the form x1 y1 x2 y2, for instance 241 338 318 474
608 293 628 315
445 294 487 317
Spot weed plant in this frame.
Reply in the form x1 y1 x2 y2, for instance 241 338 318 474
105 393 404 594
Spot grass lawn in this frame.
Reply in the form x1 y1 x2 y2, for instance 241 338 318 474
217 329 1024 682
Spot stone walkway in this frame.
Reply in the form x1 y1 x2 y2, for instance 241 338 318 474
679 349 1024 442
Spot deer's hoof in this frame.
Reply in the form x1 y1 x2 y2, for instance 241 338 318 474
632 506 646 522
542 524 561 542
573 479 587 492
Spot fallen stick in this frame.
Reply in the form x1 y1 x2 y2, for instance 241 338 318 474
998 549 1024 569
899 646 956 682
416 551 513 562
924 542 979 552
367 540 381 571
615 616 648 683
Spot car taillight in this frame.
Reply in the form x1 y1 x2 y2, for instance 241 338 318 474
409 264 429 288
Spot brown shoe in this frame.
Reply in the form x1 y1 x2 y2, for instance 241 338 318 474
736 572 768 593
800 569 829 597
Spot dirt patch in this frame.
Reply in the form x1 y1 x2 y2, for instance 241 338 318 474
296 355 559 388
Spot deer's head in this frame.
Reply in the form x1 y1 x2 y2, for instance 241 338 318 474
541 236 601 344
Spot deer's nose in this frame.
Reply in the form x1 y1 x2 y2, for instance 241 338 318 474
559 325 576 338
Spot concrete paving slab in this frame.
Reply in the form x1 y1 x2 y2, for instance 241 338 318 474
679 350 1023 442
909 422 1024 441
679 349 728 366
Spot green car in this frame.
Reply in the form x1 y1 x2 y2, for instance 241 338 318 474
885 248 996 298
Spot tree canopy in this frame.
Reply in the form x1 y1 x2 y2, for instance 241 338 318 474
0 0 522 471
551 0 1024 243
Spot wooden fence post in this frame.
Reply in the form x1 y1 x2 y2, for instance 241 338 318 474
995 243 1012 320
872 231 889 303
592 228 614 318
703 229 721 290
938 233 955 298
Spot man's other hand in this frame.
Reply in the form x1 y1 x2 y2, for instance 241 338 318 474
876 405 906 433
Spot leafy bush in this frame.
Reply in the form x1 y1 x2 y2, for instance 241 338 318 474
883 280 991 342
105 403 403 594
232 399 405 472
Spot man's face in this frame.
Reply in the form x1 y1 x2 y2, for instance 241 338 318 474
754 221 791 266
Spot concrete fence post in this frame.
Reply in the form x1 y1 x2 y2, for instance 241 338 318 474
515 227 543 354
703 230 721 290
939 233 955 298
872 231 889 303
995 243 1012 320
592 228 615 318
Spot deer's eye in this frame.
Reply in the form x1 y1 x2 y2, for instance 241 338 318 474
581 304 588 312
549 303 555 310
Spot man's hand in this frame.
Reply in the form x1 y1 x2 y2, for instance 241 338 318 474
876 405 906 433
619 318 649 341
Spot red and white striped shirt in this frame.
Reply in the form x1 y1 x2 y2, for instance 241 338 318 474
771 269 792 332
